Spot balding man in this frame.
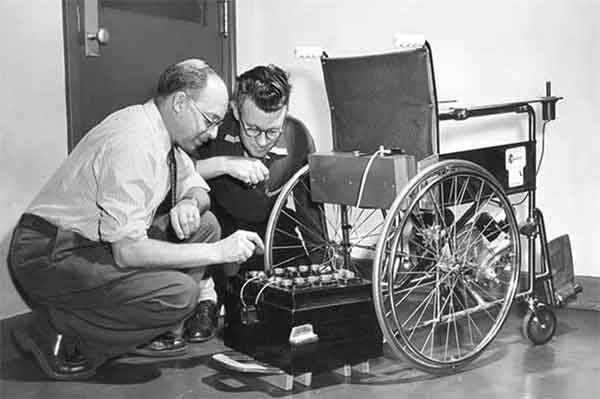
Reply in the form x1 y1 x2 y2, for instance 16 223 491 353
8 59 264 381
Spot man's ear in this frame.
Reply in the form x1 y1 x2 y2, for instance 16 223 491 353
231 100 240 121
172 91 187 113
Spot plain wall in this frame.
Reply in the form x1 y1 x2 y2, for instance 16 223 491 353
0 0 597 319
237 0 599 277
0 0 68 318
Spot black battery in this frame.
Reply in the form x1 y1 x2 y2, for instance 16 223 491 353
223 273 383 376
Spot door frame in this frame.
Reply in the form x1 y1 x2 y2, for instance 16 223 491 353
62 0 237 152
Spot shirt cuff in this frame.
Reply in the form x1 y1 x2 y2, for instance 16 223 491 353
178 174 210 198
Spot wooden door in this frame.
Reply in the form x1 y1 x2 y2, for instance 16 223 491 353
63 0 236 150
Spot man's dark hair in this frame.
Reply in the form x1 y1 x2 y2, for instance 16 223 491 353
156 59 216 97
235 65 291 112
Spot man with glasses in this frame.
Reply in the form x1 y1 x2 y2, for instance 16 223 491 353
8 59 264 380
190 65 316 331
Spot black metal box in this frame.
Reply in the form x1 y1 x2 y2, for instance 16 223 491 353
223 277 383 375
440 140 535 195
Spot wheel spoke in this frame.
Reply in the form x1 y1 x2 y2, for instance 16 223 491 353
371 163 520 372
462 279 501 322
290 197 329 236
395 270 453 322
350 208 374 233
272 244 309 250
451 282 491 339
280 208 326 242
352 220 384 245
271 243 328 268
456 209 505 262
274 226 308 242
323 205 342 241
406 283 437 342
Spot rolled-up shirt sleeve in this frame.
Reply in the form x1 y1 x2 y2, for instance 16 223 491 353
175 147 210 199
95 144 155 243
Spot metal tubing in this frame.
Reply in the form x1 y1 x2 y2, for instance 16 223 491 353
439 102 527 121
526 105 536 297
534 208 557 307
534 209 552 280
340 205 352 269
438 97 562 121
412 297 506 330
438 98 560 303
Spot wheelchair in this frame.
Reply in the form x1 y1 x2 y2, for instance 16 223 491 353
261 42 581 375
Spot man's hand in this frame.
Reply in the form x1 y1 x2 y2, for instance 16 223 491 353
225 156 269 185
170 199 201 240
216 230 265 263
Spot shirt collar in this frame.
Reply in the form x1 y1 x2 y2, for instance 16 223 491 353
143 99 172 157
269 146 288 156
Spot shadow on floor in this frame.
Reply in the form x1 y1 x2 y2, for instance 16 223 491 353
1 308 599 399
1 356 163 384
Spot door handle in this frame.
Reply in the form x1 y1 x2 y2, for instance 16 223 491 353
84 0 110 56
218 0 229 38
88 27 110 46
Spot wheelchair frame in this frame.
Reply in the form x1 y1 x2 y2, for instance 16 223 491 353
262 43 579 375
438 96 568 347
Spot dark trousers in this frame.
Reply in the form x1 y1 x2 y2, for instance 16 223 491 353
7 211 221 366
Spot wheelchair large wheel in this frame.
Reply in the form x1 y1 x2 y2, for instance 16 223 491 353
265 165 386 274
373 160 521 374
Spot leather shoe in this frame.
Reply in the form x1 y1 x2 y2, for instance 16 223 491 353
13 325 96 381
184 300 218 343
130 332 189 357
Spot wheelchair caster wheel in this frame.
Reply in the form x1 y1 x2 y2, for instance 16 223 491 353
522 303 556 345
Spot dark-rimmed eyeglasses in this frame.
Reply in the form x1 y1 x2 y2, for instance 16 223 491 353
239 119 283 141
185 94 224 132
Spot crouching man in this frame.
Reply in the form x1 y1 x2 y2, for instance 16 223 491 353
189 65 316 322
8 59 263 381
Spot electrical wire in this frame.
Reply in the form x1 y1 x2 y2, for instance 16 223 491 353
511 120 549 207
511 193 529 207
536 120 549 176
239 276 261 308
355 146 390 208
254 281 275 306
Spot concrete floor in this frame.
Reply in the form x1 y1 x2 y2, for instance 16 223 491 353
1 307 598 399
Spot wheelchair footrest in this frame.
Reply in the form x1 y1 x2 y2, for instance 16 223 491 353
554 282 583 307
548 234 582 307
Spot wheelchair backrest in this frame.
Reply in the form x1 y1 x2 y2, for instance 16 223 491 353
321 44 439 161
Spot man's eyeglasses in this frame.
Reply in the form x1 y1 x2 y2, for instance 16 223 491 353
185 94 224 131
240 120 283 141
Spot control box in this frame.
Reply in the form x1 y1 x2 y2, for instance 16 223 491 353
308 152 416 209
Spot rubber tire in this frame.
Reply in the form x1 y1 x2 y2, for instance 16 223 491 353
522 303 557 345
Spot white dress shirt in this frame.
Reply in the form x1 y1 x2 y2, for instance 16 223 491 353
28 99 209 243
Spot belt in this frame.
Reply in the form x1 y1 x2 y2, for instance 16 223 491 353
18 213 58 236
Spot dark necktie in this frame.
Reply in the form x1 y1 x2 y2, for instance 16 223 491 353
168 147 177 209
